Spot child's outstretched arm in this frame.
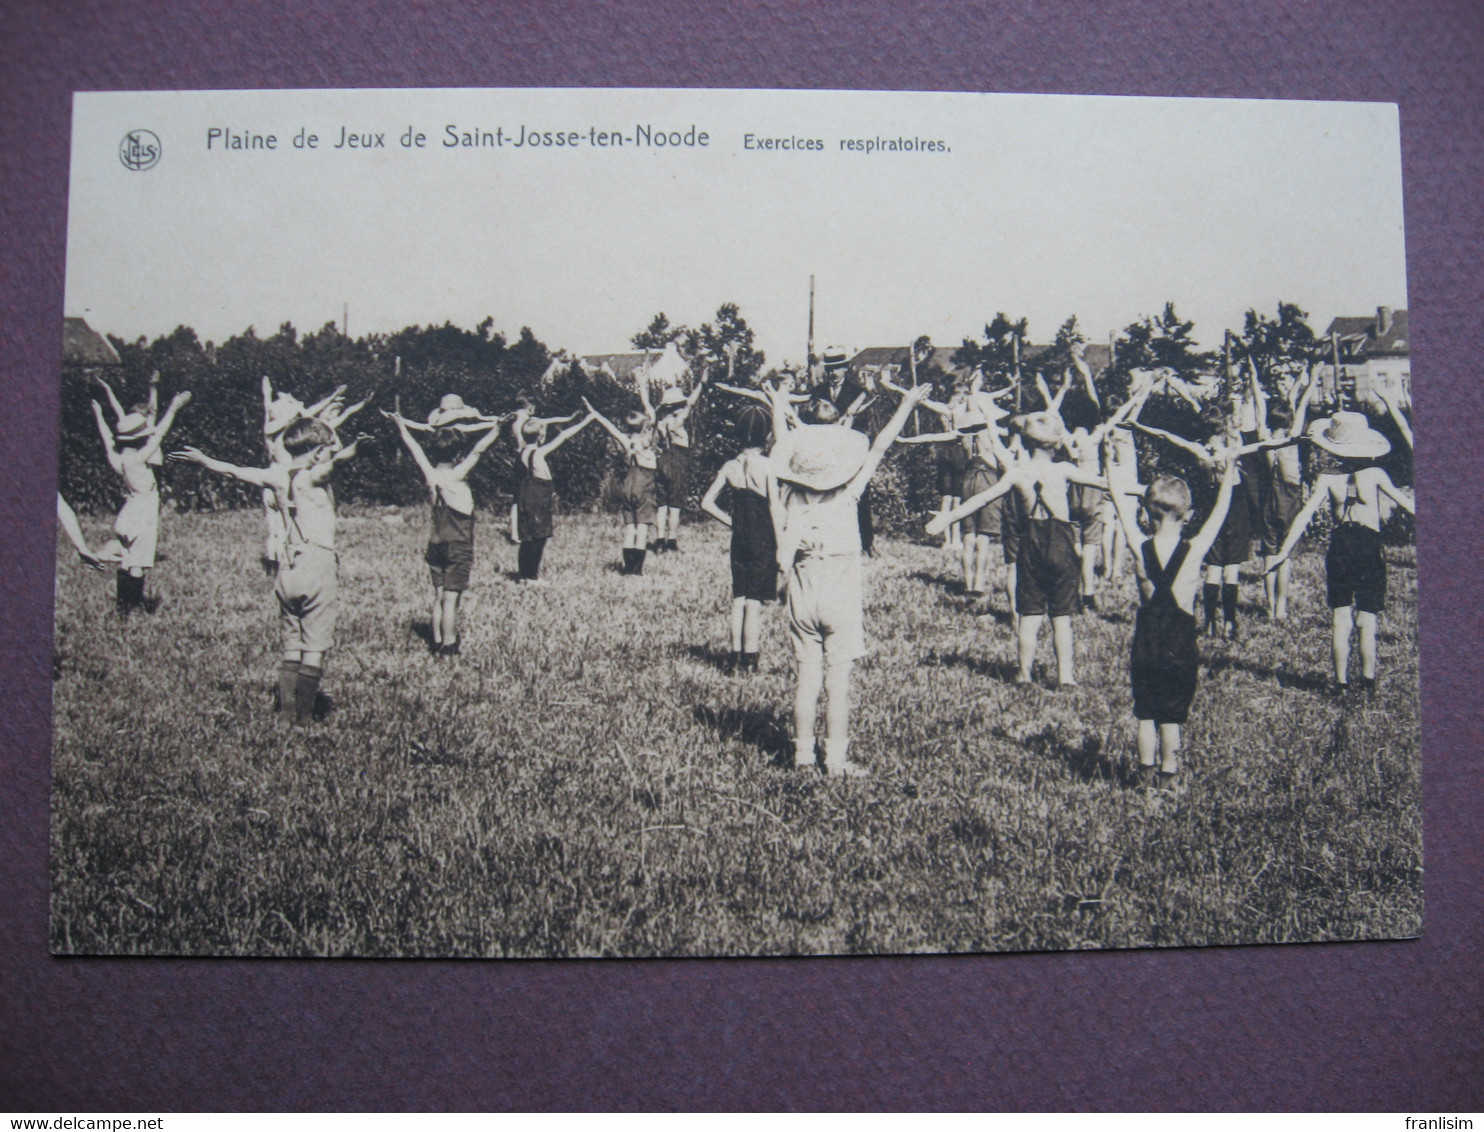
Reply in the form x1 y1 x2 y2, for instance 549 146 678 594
1104 437 1146 555
896 430 959 445
1249 358 1272 441
92 375 128 423
699 466 732 528
383 410 436 480
323 395 371 431
146 371 161 424
537 412 596 457
56 494 105 569
581 398 631 448
452 419 508 477
1072 347 1100 408
304 385 348 420
847 383 930 499
927 471 1015 536
1128 420 1208 461
1265 474 1336 570
171 446 278 488
91 401 124 474
1291 372 1317 438
1376 470 1416 515
137 391 192 465
716 382 770 407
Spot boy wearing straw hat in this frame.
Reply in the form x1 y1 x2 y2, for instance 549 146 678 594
770 381 931 777
654 374 711 553
928 410 1108 687
91 389 191 613
1266 411 1414 693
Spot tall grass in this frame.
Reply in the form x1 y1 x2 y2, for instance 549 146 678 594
50 507 1421 956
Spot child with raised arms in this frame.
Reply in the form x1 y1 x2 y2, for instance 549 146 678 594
385 407 508 655
513 408 596 582
699 404 777 673
92 388 191 613
1266 412 1415 694
585 397 660 576
1107 450 1238 786
769 382 930 777
173 419 365 723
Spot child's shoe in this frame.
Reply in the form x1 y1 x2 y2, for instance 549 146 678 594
793 740 818 770
823 740 868 778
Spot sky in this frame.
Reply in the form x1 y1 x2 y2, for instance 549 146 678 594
66 88 1408 365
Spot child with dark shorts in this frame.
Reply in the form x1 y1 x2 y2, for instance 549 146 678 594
700 405 777 672
930 412 1108 687
653 374 710 553
386 409 506 656
587 398 660 575
1108 456 1237 786
513 410 595 582
1267 412 1414 694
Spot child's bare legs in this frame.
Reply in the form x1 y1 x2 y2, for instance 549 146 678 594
729 596 747 654
509 502 519 544
1137 719 1158 768
821 660 865 776
741 599 763 653
439 589 461 649
959 534 975 591
1051 614 1076 685
1080 538 1099 600
1264 556 1293 619
1331 605 1354 684
1016 613 1042 683
972 535 993 596
655 506 673 546
1159 724 1181 774
939 495 961 549
1005 563 1018 631
1102 519 1126 584
793 655 824 765
622 523 641 551
1356 610 1379 680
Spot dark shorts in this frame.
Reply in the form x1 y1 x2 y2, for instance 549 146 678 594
656 446 692 507
1326 522 1386 614
1001 490 1023 564
516 476 555 542
937 442 969 497
1260 478 1303 554
1130 603 1200 724
427 535 474 592
1209 479 1253 567
619 465 659 526
960 463 1001 536
1016 518 1080 617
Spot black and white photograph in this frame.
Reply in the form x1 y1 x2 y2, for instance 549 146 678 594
52 87 1419 958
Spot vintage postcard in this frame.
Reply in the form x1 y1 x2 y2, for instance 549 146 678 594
53 88 1417 957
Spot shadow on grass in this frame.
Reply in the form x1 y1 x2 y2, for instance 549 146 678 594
1204 651 1330 693
683 643 735 674
409 620 437 652
909 570 965 597
920 649 1020 685
691 701 793 767
1016 724 1127 786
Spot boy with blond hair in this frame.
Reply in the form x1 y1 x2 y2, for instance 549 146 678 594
769 382 930 777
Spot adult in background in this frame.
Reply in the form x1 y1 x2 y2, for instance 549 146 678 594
809 347 876 555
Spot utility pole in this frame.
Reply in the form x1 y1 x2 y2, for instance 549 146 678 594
806 274 815 385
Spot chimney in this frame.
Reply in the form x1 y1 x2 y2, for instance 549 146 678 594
1377 306 1393 336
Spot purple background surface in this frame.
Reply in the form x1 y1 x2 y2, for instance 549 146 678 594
3 0 1481 1111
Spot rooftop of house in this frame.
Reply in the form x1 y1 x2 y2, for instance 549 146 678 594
62 317 120 366
1325 308 1409 357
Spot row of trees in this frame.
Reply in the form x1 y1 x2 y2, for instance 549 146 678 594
61 301 1409 541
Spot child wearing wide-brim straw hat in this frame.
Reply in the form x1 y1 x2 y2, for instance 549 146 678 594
771 382 930 777
1267 410 1414 694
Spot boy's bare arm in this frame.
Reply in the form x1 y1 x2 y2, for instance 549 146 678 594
91 402 124 474
538 412 596 457
92 375 127 422
1129 420 1207 461
1249 359 1272 441
927 472 1015 535
582 399 630 447
1104 444 1146 555
847 384 929 499
1267 474 1336 569
1291 373 1317 438
1376 386 1413 451
896 431 958 445
452 419 508 477
304 385 348 419
171 446 278 488
306 437 366 485
261 375 274 414
137 391 192 464
1375 470 1416 515
699 467 732 527
383 410 436 479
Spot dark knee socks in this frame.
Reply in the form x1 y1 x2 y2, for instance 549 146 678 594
277 659 301 714
294 664 322 724
621 547 646 575
518 538 547 580
116 570 146 612
1203 582 1221 630
1222 583 1239 629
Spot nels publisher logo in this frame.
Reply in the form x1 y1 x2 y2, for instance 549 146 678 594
119 129 161 171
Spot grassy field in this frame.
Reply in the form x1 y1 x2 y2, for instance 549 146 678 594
49 505 1422 957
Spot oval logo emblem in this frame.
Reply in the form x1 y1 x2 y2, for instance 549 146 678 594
119 129 161 171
